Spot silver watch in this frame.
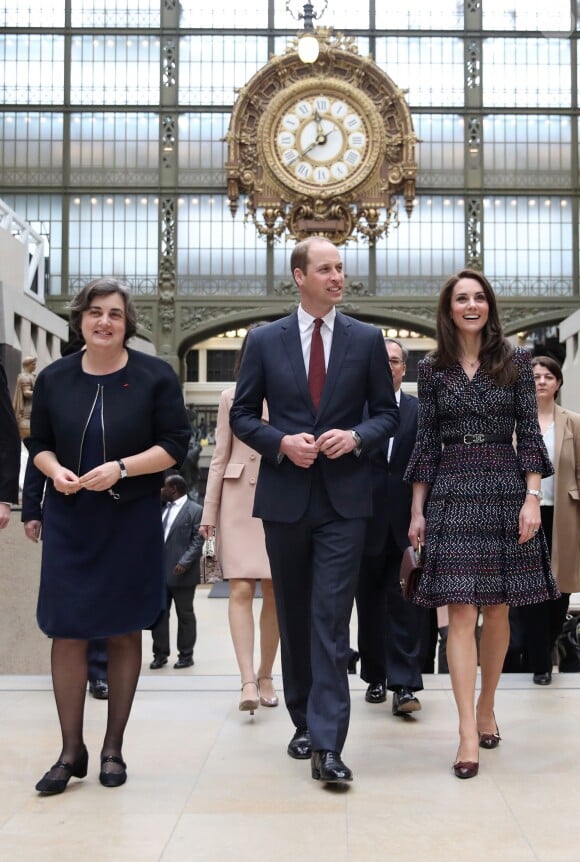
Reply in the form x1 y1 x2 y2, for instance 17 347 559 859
117 459 128 479
526 488 543 500
351 430 362 449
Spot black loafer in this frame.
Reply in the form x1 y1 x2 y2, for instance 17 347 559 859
533 671 552 685
311 750 353 783
392 688 422 715
365 682 387 704
88 679 109 700
149 656 168 670
174 656 194 669
99 755 127 788
287 728 311 759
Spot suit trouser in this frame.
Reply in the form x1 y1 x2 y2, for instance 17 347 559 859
263 470 366 754
151 585 197 659
87 638 108 683
356 536 425 692
518 506 570 674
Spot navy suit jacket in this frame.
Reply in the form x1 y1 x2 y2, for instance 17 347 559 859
365 391 418 557
230 310 399 523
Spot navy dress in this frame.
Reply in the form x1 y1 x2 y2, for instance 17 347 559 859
37 370 165 639
404 348 560 609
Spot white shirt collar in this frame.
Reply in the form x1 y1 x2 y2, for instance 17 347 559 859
297 304 336 334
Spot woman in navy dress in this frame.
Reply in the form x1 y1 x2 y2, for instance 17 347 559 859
406 269 559 780
27 278 190 794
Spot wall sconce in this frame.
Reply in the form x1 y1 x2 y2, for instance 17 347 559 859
286 0 328 64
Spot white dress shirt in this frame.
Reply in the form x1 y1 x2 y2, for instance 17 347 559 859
162 493 187 540
297 304 335 375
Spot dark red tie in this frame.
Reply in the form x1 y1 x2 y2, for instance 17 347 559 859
308 318 326 410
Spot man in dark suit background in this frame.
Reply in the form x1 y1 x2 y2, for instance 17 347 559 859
0 361 21 528
150 474 204 670
355 338 426 715
230 236 399 785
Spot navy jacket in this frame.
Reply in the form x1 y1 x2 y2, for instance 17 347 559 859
230 311 399 523
26 348 191 504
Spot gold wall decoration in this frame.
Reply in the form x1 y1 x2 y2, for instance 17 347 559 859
226 28 418 245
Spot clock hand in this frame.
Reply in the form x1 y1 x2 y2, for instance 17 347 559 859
297 127 338 159
314 109 324 138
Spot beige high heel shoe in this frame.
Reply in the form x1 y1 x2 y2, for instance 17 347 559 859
239 681 259 715
257 676 279 707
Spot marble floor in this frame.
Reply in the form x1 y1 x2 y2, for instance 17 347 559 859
1 586 578 862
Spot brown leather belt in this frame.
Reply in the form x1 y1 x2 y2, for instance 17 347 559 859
443 434 512 445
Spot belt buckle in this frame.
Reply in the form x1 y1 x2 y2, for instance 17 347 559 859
463 433 485 444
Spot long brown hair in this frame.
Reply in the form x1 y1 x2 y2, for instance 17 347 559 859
433 269 517 386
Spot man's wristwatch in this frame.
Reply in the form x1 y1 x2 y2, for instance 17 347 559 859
526 488 543 500
117 459 128 479
351 430 362 451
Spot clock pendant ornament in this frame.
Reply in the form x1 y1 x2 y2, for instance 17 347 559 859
226 29 418 245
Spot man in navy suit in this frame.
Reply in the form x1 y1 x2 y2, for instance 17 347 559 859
355 338 426 715
230 237 399 785
150 474 203 669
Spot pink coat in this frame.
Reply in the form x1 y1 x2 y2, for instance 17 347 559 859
200 388 271 580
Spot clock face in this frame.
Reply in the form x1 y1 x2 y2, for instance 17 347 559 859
260 83 384 197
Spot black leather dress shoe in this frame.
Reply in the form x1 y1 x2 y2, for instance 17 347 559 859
365 682 387 704
88 679 109 700
149 656 168 670
347 649 360 675
174 656 194 669
287 728 311 759
311 750 353 783
392 688 422 715
533 671 552 685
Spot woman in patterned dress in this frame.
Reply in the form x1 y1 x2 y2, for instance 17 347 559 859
406 269 559 779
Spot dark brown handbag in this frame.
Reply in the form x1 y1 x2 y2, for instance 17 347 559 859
399 541 423 601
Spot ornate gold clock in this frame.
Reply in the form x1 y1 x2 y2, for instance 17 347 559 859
226 29 418 245
260 81 384 200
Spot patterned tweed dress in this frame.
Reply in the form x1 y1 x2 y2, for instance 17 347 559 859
404 347 560 608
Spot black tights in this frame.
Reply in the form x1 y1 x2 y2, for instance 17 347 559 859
50 632 142 770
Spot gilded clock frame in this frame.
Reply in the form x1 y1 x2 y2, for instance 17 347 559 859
226 29 418 244
259 79 385 200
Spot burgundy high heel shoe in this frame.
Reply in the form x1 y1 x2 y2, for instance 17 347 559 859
478 715 501 750
453 751 479 780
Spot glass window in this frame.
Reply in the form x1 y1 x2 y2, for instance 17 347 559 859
2 194 63 294
180 1 268 28
483 115 572 185
0 35 64 104
180 36 269 106
206 350 236 382
376 1 463 29
0 113 64 182
178 113 229 186
374 37 464 107
483 38 571 108
483 196 573 286
177 196 268 293
415 114 464 178
68 195 158 290
70 36 160 106
1 2 64 27
71 0 160 27
70 112 159 185
482 0 572 33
